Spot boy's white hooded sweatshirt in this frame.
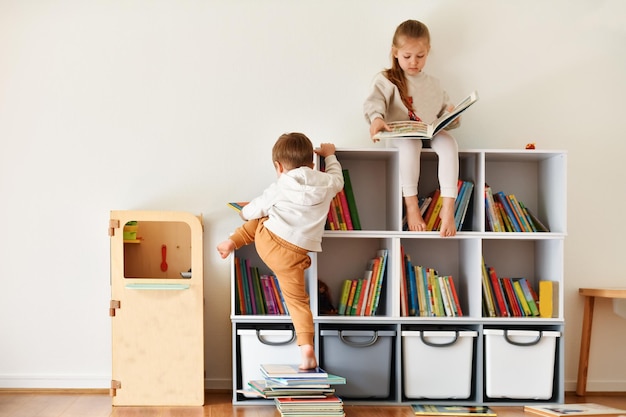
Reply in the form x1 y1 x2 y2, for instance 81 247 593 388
241 155 344 252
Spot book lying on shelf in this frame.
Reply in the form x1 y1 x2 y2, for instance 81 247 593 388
523 403 626 417
373 90 478 140
261 364 329 379
411 405 497 416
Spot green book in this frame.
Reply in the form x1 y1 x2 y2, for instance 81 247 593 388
342 169 361 230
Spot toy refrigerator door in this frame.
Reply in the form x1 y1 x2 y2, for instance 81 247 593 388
109 210 204 406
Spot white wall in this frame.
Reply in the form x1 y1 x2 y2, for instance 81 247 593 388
1 0 625 392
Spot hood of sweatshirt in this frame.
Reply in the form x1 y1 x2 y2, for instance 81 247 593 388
277 166 332 207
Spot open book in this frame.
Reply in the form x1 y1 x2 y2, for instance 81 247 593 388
373 90 479 140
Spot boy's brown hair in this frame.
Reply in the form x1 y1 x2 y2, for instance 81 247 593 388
272 132 314 170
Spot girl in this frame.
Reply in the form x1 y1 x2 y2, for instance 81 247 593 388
364 19 459 237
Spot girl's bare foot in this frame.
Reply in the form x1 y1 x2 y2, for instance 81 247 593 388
405 196 426 231
299 344 318 370
439 197 456 237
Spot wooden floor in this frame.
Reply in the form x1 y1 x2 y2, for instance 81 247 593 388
0 390 625 417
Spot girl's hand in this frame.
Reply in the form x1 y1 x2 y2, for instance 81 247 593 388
370 118 390 142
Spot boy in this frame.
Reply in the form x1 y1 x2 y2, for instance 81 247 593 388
217 132 344 369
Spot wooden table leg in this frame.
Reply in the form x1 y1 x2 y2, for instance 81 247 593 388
576 295 595 396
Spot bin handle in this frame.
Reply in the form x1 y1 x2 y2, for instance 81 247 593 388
503 329 542 346
339 330 379 347
420 330 459 347
256 329 296 346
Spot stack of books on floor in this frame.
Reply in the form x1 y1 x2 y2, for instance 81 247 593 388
256 364 346 416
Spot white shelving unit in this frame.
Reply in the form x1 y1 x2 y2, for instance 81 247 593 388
230 148 567 406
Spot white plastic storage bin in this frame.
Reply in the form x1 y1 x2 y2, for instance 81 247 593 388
320 328 395 399
237 328 301 386
402 329 477 399
484 329 560 399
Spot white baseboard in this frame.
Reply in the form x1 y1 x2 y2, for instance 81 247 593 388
0 374 110 389
0 374 232 391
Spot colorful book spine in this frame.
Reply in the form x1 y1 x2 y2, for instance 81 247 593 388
539 280 559 318
481 259 497 317
406 255 417 316
518 278 540 316
495 191 522 232
337 189 354 230
337 279 352 315
371 249 388 316
342 169 361 230
349 279 363 315
423 189 441 230
508 194 533 232
400 246 409 317
447 276 463 316
488 266 509 317
512 279 532 316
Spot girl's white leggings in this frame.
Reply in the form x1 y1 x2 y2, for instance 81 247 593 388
389 130 459 199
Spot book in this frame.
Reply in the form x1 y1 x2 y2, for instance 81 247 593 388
481 259 497 317
404 253 417 316
342 169 361 230
539 280 559 318
411 405 497 416
261 364 328 379
336 279 352 315
267 373 346 387
518 277 540 316
373 90 479 140
485 185 503 232
512 278 532 316
343 279 358 316
447 275 463 316
228 202 248 212
247 379 334 399
337 190 353 230
523 403 626 417
487 266 509 317
370 249 389 315
400 246 409 316
455 180 474 231
494 191 522 232
275 395 344 415
508 194 533 232
348 278 363 315
523 203 550 232
426 192 443 231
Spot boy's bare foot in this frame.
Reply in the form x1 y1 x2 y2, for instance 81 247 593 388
405 196 426 231
216 239 235 259
299 344 318 370
439 197 456 237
